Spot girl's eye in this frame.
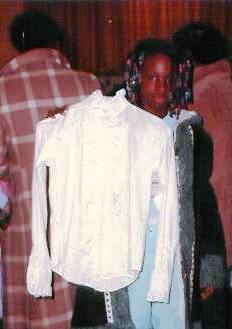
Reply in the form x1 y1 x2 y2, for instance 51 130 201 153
145 74 172 84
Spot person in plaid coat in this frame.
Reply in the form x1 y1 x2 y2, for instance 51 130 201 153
0 11 100 329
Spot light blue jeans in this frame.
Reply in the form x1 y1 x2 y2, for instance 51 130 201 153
128 224 184 329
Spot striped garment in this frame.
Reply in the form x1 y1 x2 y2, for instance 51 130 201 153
0 48 100 329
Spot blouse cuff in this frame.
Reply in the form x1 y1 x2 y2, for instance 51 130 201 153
27 248 52 297
147 271 172 303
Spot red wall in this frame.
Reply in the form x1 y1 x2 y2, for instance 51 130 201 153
0 1 24 67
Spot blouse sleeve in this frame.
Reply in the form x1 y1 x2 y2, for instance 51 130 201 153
26 123 57 297
147 127 180 303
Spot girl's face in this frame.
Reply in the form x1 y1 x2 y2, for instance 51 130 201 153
140 54 172 118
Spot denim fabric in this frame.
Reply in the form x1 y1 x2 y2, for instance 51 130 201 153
128 223 184 329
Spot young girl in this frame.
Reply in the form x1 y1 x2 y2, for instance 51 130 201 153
124 38 189 329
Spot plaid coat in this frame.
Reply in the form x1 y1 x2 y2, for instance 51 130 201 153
0 48 100 329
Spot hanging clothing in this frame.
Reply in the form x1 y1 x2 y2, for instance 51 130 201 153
27 89 180 304
165 110 201 326
0 48 100 329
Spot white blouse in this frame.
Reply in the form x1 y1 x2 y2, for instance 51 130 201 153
27 89 180 303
